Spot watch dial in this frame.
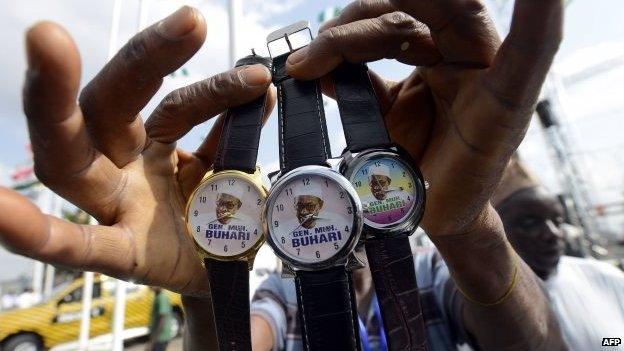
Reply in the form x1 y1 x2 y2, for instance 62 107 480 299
350 156 422 228
187 176 264 257
268 174 356 264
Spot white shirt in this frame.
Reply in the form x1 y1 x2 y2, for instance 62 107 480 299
545 256 624 351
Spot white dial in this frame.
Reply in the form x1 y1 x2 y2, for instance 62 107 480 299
187 175 264 257
267 174 356 264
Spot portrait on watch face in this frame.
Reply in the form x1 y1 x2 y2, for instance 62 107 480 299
215 192 242 225
269 174 355 264
352 157 419 227
293 183 324 229
187 177 264 258
370 166 392 201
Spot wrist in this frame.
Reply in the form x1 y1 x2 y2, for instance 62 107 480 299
181 294 218 349
181 294 213 318
429 204 505 251
429 205 518 303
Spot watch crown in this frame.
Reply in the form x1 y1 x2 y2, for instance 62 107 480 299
346 252 366 271
281 264 295 278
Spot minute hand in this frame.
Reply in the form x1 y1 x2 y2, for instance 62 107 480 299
287 214 323 234
207 212 240 224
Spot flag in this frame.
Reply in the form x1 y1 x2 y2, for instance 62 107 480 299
169 67 190 78
318 6 341 25
10 164 39 191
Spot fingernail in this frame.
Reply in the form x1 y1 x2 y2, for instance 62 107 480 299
287 46 309 66
239 64 271 86
157 6 197 40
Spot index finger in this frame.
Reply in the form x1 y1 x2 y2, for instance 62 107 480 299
485 0 563 110
286 12 440 80
390 0 500 65
145 64 272 144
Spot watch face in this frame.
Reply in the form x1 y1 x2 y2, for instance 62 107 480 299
350 155 423 228
187 175 265 258
267 174 357 264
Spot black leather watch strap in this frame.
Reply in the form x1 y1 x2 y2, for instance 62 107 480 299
333 62 391 152
204 259 251 351
213 55 272 173
365 237 428 351
295 266 362 351
273 53 331 172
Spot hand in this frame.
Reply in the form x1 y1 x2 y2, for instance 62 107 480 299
0 6 275 296
286 0 562 238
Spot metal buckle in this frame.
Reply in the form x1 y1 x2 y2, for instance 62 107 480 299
266 20 313 58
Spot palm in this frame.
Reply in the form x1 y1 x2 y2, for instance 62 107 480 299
0 8 272 296
95 146 208 294
289 0 561 238
380 66 517 236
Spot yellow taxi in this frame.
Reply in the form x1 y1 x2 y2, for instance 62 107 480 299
0 275 183 351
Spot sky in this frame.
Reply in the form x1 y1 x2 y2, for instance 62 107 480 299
0 0 623 281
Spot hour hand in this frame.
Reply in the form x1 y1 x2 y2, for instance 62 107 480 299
208 212 238 224
384 186 404 193
289 214 314 233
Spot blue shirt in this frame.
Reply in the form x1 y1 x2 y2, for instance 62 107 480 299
250 249 470 351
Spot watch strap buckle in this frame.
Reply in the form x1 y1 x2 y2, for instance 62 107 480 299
266 20 313 58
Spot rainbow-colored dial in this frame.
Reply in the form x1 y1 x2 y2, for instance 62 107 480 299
349 156 420 228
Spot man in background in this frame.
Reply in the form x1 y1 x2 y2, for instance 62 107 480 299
147 287 174 351
493 157 624 351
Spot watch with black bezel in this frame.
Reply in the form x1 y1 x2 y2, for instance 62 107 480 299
263 21 364 351
184 53 272 351
334 62 429 351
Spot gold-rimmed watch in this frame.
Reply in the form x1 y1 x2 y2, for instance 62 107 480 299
184 53 271 351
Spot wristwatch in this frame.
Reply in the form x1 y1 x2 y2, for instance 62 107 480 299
264 21 364 351
185 54 271 351
334 62 429 351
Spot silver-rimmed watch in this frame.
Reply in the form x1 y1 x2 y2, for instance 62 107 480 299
334 62 429 351
263 21 364 351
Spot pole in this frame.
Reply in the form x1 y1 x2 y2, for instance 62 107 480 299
32 186 53 301
108 0 123 59
78 271 94 351
31 262 44 301
43 265 55 299
138 0 149 31
78 2 124 350
547 74 603 236
111 281 128 351
43 195 63 299
228 0 241 67
108 1 128 350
